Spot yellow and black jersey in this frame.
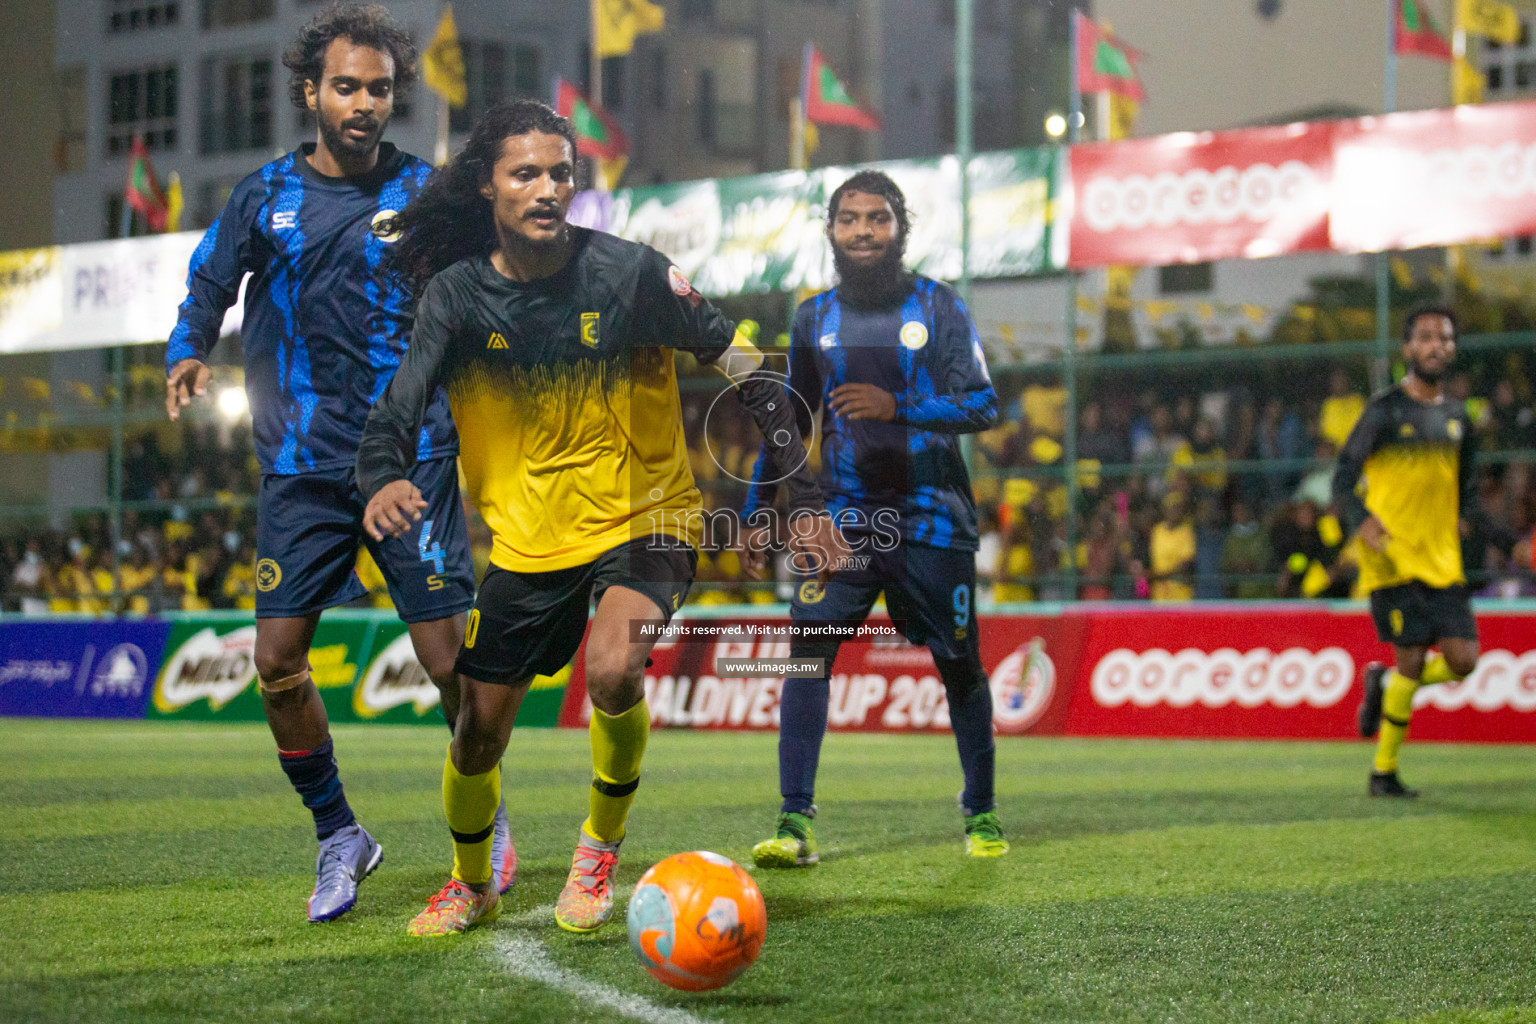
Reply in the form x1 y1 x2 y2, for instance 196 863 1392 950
357 228 820 573
1332 386 1475 594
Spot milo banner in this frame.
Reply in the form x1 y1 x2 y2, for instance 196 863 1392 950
138 611 568 726
148 614 373 722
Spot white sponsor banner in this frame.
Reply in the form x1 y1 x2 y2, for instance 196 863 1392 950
0 231 244 354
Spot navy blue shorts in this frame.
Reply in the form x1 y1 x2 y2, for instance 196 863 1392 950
255 456 476 623
790 541 979 660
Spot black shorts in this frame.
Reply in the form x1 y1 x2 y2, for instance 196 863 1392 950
1369 581 1477 647
455 538 697 686
255 456 475 623
790 540 980 661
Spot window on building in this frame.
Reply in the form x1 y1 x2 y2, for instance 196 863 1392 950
1521 18 1532 47
698 68 717 148
1517 235 1533 256
201 0 274 29
651 50 667 110
602 56 626 111
105 194 153 239
1489 65 1504 91
513 44 542 97
108 0 180 33
1159 262 1214 294
56 66 88 174
1517 60 1536 88
196 178 240 230
108 65 179 155
200 55 273 155
450 41 504 133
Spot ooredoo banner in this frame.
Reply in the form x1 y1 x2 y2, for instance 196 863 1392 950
557 606 1536 742
1067 121 1335 268
1330 101 1536 252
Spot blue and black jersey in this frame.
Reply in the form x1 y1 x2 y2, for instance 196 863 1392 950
744 276 997 551
167 143 456 475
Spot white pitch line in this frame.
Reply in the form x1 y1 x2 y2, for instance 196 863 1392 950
493 932 710 1024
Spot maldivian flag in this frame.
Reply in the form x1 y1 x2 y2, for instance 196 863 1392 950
1397 0 1453 59
594 0 665 58
1075 12 1145 100
1458 0 1520 44
801 44 881 131
125 136 168 233
553 78 630 161
423 5 467 107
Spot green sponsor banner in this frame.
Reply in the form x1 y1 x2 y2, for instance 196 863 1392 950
603 147 1062 296
148 613 372 722
146 612 567 726
353 621 567 727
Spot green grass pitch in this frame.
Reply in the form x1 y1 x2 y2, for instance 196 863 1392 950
3 719 1535 1024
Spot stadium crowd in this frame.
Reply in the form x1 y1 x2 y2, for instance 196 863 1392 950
3 351 1533 613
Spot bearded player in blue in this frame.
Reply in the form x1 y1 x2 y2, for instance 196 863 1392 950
743 170 1009 865
164 3 511 921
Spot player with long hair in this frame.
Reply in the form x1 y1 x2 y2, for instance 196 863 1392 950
356 99 846 936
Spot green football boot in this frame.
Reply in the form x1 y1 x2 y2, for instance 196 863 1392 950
751 810 818 868
963 810 1010 858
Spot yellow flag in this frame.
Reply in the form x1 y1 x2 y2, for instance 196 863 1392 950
423 6 467 108
1454 55 1485 104
1108 94 1139 141
598 154 629 191
595 0 665 58
165 172 184 233
1458 0 1520 43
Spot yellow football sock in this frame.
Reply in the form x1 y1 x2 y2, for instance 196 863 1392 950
443 750 500 887
1373 671 1419 774
1420 654 1464 686
582 699 650 843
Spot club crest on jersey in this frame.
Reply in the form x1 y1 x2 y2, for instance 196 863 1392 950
256 559 282 592
798 581 825 604
272 211 297 230
370 210 401 242
668 264 694 297
819 332 837 350
1399 423 1416 438
487 332 508 350
900 321 929 350
580 312 601 348
1447 419 1462 440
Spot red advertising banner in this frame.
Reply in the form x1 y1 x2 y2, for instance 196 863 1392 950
1065 607 1536 743
559 607 1536 743
1330 101 1536 252
1067 121 1335 268
556 614 1084 736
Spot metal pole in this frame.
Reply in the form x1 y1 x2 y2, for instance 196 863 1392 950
1061 9 1082 599
110 345 125 613
1375 3 1398 386
956 0 973 308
